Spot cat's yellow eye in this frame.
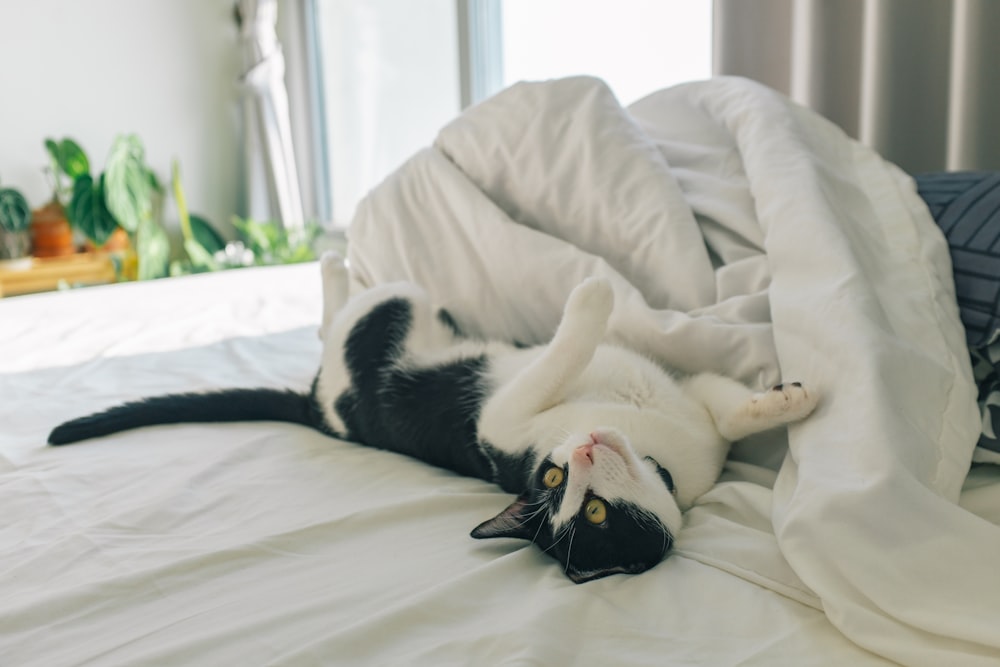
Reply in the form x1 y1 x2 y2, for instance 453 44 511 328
584 498 607 524
543 467 564 488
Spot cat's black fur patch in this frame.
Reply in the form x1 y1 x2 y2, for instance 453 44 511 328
342 297 412 381
333 298 495 480
436 308 463 337
645 456 675 493
480 441 536 494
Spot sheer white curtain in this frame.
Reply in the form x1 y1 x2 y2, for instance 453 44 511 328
714 0 1000 173
237 0 305 229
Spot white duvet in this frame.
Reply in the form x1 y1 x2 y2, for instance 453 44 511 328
347 77 1000 665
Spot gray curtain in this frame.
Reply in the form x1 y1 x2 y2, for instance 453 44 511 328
238 0 305 229
714 0 1000 173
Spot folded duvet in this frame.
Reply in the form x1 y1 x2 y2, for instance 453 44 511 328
346 77 1000 665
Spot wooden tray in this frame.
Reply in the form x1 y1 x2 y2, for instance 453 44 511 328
0 253 117 297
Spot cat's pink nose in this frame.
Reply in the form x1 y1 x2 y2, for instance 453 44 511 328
573 443 595 466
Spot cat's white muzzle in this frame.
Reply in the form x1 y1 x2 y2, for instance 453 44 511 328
551 429 683 534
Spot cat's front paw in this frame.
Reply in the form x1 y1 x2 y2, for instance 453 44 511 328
750 382 818 424
565 277 614 324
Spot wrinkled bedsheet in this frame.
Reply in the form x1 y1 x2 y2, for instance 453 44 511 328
1 264 911 666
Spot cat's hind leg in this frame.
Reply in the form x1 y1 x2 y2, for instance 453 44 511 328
683 373 818 442
319 251 350 340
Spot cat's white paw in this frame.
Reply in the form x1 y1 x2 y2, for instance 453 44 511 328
321 250 347 277
320 251 349 293
319 251 350 340
749 382 818 424
565 277 614 324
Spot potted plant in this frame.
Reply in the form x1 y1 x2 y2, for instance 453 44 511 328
48 134 171 280
31 138 88 257
0 183 33 269
35 135 231 283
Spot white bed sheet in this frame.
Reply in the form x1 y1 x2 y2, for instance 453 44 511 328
0 264 919 666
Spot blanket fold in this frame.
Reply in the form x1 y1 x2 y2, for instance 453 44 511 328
347 76 1000 665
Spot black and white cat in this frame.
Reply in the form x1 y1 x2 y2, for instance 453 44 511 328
49 252 818 583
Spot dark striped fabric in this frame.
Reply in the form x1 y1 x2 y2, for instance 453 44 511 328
916 171 1000 347
915 171 1000 454
970 344 1000 453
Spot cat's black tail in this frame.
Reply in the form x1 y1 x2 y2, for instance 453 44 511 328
48 388 323 445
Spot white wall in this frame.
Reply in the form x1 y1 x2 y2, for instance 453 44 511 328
0 1 242 234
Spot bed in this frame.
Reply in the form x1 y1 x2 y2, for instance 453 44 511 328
3 77 999 666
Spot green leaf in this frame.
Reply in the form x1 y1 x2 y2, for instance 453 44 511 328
171 159 193 241
104 134 152 233
230 216 320 266
146 168 162 193
44 139 60 165
183 238 220 271
172 160 224 268
233 216 277 256
0 187 31 232
189 214 225 254
45 138 90 181
70 174 119 246
58 139 90 180
136 213 170 280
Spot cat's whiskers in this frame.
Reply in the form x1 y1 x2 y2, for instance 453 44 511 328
563 524 578 574
530 514 547 545
626 505 672 557
510 501 550 544
516 504 547 525
541 521 574 555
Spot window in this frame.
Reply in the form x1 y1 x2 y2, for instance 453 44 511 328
313 0 461 227
310 1 713 226
501 0 712 106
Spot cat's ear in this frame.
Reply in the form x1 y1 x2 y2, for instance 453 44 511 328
470 492 540 541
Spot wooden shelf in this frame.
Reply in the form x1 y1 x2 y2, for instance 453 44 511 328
0 253 117 297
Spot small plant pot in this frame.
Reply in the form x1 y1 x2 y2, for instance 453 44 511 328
31 201 76 258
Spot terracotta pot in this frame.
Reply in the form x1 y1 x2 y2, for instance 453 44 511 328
31 200 76 258
85 226 129 254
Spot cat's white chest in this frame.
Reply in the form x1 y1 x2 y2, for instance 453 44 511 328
569 347 680 408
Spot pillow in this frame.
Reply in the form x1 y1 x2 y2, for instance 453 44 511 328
916 171 1000 455
915 171 1000 347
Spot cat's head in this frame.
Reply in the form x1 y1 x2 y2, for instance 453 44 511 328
471 428 682 583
